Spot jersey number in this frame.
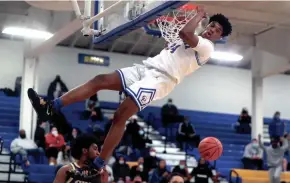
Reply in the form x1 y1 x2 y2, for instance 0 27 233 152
169 42 191 53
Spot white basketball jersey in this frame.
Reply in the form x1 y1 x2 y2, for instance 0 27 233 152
143 36 214 83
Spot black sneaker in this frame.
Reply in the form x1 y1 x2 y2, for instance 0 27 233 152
27 88 53 121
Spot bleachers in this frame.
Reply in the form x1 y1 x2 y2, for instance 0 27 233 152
1 92 290 182
230 169 290 183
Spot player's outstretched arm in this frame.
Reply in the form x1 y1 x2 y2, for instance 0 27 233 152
54 165 70 183
179 6 206 48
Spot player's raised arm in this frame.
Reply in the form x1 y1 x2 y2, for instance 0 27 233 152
179 6 206 48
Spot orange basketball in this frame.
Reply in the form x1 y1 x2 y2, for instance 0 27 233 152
198 137 223 161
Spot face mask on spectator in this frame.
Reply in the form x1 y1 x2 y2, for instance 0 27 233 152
52 130 58 136
150 151 156 157
180 165 185 169
252 143 259 148
138 164 143 171
20 133 26 139
119 160 124 164
138 130 144 136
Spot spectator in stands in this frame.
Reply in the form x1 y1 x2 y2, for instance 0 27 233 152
144 149 160 173
10 129 42 166
161 99 182 140
14 76 22 97
57 145 74 165
241 139 264 170
269 111 285 141
235 108 251 134
45 127 65 166
50 110 71 139
190 158 214 183
126 116 151 153
130 157 148 182
258 134 289 183
113 156 130 182
82 93 103 121
65 128 81 147
34 121 47 150
176 117 200 150
47 75 68 100
149 159 170 183
172 160 190 183
123 115 139 145
161 99 179 126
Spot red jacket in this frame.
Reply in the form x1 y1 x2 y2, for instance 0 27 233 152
45 133 65 149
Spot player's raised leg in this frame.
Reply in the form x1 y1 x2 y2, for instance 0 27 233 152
27 72 122 121
93 96 139 168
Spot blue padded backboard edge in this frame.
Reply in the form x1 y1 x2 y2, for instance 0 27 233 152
94 1 188 44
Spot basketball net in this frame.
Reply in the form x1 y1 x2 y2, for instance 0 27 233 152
156 4 207 48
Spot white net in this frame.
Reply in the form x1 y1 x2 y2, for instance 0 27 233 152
156 7 207 48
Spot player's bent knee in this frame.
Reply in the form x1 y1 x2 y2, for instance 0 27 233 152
91 74 107 85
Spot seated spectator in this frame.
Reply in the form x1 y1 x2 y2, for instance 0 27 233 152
144 149 160 173
149 159 170 183
130 157 148 182
235 108 251 134
172 160 190 183
47 75 68 100
176 117 200 150
45 127 65 166
65 128 81 147
56 145 74 165
10 129 43 166
82 93 103 121
241 139 263 170
34 121 47 150
112 156 130 182
50 110 71 138
190 158 214 183
269 111 285 141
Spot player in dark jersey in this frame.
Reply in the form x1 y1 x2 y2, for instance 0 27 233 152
54 134 108 183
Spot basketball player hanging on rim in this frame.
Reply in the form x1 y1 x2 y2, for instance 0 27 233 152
54 134 108 183
28 7 232 170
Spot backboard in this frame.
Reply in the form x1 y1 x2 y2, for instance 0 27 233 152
93 1 189 44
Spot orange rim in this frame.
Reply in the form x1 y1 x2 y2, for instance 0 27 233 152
149 3 197 24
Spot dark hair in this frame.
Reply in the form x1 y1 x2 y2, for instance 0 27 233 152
89 94 98 101
71 134 98 159
168 173 184 182
209 14 232 37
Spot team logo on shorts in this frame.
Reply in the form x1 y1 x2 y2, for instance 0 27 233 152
136 88 156 109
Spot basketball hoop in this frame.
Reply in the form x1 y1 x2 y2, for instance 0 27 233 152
144 4 208 48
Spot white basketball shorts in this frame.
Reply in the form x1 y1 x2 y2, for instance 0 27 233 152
116 64 176 111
